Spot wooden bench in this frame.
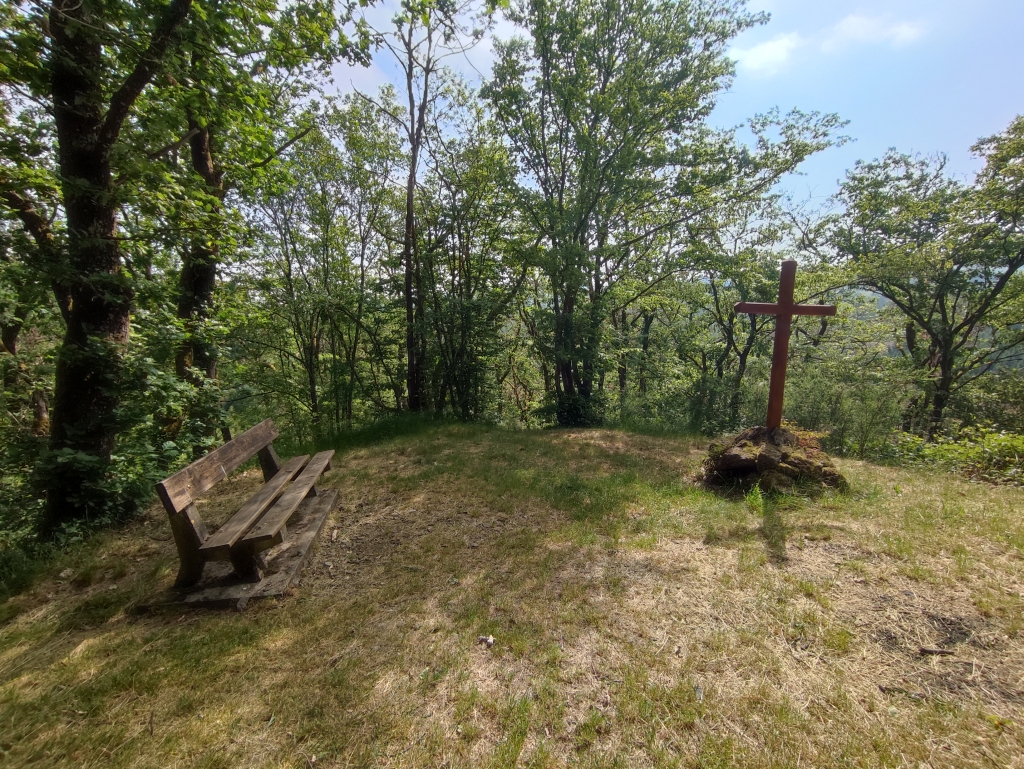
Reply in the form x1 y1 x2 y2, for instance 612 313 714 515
156 419 336 591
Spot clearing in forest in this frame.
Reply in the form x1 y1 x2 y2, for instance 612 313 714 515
1 425 1022 768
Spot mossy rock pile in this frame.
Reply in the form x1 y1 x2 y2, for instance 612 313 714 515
703 426 847 492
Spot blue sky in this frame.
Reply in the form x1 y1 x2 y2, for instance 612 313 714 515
717 0 1024 200
335 0 1024 201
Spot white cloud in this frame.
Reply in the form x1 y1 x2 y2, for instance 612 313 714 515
729 13 926 79
821 14 925 53
730 33 804 77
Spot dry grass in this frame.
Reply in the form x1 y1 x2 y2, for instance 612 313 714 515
1 423 1023 767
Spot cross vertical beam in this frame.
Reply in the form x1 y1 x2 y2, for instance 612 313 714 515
735 260 836 431
765 261 796 429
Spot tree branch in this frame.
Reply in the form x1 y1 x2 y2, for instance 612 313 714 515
0 185 72 323
147 127 201 160
248 125 315 170
98 0 194 151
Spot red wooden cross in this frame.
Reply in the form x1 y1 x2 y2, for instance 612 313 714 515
734 260 836 430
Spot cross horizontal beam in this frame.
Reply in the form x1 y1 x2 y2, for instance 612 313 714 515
734 301 837 317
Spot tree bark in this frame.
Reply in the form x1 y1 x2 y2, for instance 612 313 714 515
553 289 577 398
31 390 50 436
41 0 192 535
638 311 654 397
176 118 223 385
174 117 224 456
401 26 431 413
928 354 954 439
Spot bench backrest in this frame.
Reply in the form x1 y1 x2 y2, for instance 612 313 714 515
156 419 279 515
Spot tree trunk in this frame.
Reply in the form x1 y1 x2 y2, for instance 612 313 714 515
307 349 321 436
176 120 222 384
1 320 20 358
553 290 577 397
402 29 431 414
928 355 954 439
42 4 133 535
403 160 421 411
638 311 654 396
41 0 193 535
31 390 50 436
174 121 224 456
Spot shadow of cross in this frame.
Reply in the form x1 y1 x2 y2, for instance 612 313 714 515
735 260 836 430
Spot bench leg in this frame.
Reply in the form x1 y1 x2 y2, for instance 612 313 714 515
175 557 206 588
169 505 209 588
229 542 267 583
258 444 283 481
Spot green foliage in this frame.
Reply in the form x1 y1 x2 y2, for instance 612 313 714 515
831 118 1024 433
784 361 911 458
486 0 843 417
550 391 606 428
948 369 1024 433
881 427 1024 486
744 484 766 517
0 0 1022 551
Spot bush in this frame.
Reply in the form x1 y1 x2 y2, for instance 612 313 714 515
784 364 911 458
948 369 1024 434
683 372 768 436
881 426 1024 485
544 392 606 427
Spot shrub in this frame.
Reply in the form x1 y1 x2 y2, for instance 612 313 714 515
551 392 606 427
881 427 1024 485
784 364 912 459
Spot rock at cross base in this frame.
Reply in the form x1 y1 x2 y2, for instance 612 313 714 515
703 426 847 492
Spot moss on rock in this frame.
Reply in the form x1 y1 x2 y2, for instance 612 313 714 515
703 425 847 492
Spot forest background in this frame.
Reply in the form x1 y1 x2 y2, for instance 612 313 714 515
0 0 1022 559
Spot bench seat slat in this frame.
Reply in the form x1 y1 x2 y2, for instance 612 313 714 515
242 450 335 544
198 454 310 555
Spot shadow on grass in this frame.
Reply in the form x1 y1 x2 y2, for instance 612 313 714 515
610 419 703 440
703 487 790 566
761 506 787 565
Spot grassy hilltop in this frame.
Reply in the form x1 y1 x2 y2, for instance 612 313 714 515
1 424 1023 767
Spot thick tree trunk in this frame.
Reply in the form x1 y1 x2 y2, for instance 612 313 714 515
42 3 133 535
41 0 192 535
553 291 577 398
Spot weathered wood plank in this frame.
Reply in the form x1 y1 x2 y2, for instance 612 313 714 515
242 450 335 544
198 454 310 556
177 489 337 610
242 489 337 607
156 419 279 514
